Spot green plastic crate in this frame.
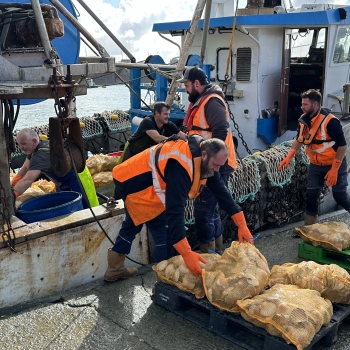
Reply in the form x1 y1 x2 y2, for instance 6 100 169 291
298 241 350 270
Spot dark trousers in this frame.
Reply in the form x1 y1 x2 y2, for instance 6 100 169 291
306 159 350 216
112 208 168 262
194 173 229 244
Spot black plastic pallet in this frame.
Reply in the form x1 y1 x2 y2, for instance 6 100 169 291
153 282 350 350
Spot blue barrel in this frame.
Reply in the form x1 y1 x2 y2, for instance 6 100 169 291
16 191 83 224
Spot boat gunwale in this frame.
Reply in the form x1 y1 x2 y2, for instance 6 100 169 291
0 204 125 249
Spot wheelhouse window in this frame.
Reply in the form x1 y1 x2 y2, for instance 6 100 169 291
333 27 350 64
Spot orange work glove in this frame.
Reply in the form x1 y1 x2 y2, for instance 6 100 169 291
231 211 254 244
173 237 207 276
324 158 342 187
11 174 23 186
278 149 296 171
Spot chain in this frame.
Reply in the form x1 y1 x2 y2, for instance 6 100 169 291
49 66 75 122
225 98 252 155
0 179 16 252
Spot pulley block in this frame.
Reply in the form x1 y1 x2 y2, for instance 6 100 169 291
49 117 86 177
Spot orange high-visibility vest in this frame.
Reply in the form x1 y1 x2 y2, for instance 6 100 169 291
187 94 237 169
112 136 206 226
297 110 337 166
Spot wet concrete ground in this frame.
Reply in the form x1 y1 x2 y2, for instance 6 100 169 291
1 209 350 350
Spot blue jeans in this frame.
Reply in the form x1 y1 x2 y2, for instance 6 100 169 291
194 173 229 244
306 159 350 215
112 209 168 262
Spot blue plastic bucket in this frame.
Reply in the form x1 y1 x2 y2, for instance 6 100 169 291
16 191 83 224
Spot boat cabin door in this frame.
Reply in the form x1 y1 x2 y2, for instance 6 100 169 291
278 29 292 137
278 28 327 136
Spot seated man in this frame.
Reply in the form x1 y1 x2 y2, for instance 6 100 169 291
120 101 187 163
12 128 98 208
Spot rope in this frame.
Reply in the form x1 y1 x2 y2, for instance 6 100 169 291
113 71 151 110
224 0 239 80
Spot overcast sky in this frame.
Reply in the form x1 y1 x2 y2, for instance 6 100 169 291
72 0 350 63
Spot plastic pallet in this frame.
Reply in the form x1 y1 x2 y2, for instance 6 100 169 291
298 241 350 270
153 282 350 350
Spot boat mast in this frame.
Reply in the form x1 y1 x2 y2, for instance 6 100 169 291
165 0 207 106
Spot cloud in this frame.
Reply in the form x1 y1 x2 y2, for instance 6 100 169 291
72 0 349 62
73 0 197 63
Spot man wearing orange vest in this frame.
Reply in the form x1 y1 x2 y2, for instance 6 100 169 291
104 136 253 282
178 66 237 254
279 89 350 225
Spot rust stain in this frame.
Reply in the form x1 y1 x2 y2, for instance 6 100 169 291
64 222 110 277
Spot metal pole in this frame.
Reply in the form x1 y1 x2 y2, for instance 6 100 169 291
81 36 99 56
0 101 15 219
75 0 136 63
158 32 181 57
165 0 207 107
49 0 110 58
114 62 196 70
200 0 212 63
30 0 54 60
343 83 350 118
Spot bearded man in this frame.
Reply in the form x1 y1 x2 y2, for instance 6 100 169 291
178 66 237 254
103 136 253 282
279 89 350 225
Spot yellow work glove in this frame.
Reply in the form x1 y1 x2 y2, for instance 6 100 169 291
324 158 342 187
173 237 207 276
11 174 23 186
278 149 296 171
231 211 254 244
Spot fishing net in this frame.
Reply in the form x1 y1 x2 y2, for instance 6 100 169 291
253 141 306 188
269 261 350 304
295 221 350 251
92 109 131 132
202 242 270 313
152 253 220 299
184 199 194 225
79 116 104 139
237 284 333 350
228 157 261 203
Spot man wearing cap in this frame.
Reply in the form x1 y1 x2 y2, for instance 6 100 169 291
178 66 238 254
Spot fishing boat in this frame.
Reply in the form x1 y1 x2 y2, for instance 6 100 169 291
151 0 350 154
86 78 99 88
1 0 350 311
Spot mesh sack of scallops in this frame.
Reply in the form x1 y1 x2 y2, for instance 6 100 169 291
202 242 270 313
86 154 120 175
295 222 350 251
91 172 114 188
237 284 333 350
15 179 56 207
152 253 220 299
269 261 350 304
